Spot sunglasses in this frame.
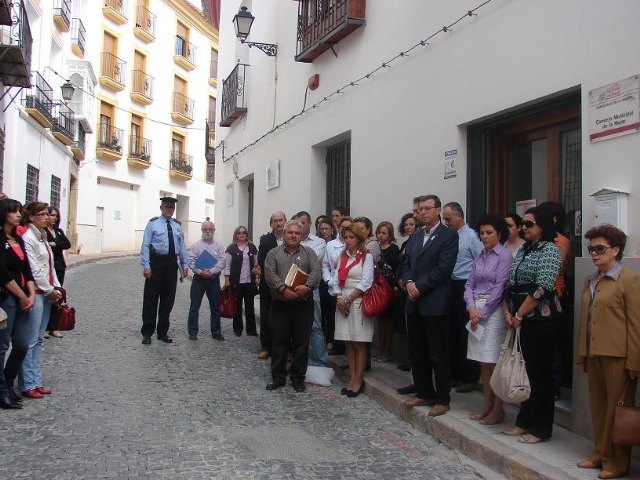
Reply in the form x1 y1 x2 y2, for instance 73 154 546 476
587 245 612 255
522 220 537 229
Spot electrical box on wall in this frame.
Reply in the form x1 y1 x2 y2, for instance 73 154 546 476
591 188 629 233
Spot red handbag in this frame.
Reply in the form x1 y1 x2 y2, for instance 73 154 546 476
362 268 395 316
49 288 76 331
220 286 238 318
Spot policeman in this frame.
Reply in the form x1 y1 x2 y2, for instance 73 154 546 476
140 197 188 344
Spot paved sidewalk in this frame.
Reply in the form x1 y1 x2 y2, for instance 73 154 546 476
329 356 639 480
65 250 138 269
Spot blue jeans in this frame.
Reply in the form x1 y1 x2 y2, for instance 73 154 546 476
187 275 221 337
309 288 328 366
19 294 52 392
0 296 30 397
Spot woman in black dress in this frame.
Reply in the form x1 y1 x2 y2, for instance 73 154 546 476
44 206 71 338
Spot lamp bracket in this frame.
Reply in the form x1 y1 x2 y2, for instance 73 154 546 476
243 41 278 57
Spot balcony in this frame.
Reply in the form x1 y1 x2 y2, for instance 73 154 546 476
130 70 153 105
22 71 53 127
0 0 33 87
96 123 123 160
51 103 75 146
295 0 366 63
103 0 127 25
171 92 194 126
205 118 215 165
53 0 71 32
70 18 85 58
220 64 247 127
128 135 151 169
174 35 196 71
169 151 192 180
134 5 156 43
71 127 86 161
99 52 125 91
67 60 95 133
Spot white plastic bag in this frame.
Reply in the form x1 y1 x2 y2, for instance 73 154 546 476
304 365 335 386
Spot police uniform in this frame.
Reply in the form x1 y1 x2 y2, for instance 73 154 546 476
140 197 188 343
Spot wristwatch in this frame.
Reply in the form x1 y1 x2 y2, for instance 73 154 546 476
514 312 523 321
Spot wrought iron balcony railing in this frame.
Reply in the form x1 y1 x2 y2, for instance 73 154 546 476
72 126 86 159
71 18 85 56
220 63 247 127
53 0 71 30
0 0 33 87
101 51 126 85
97 123 123 153
135 5 156 38
51 102 75 143
175 35 196 64
172 92 194 121
129 135 151 162
22 71 53 124
131 70 153 99
295 0 366 62
170 151 193 175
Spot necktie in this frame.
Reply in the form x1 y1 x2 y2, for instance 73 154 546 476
167 219 176 256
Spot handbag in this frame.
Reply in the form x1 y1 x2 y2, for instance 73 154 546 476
612 379 640 445
490 327 531 404
219 286 238 318
49 288 76 331
362 266 395 316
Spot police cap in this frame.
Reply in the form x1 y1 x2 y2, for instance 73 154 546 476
160 196 178 206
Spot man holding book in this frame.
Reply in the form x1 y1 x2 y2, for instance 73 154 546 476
264 220 321 393
187 220 226 341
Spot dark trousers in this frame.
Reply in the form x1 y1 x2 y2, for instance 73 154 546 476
450 279 480 383
233 283 256 335
516 318 556 439
187 274 221 337
141 257 178 338
407 312 451 405
269 300 313 385
259 287 273 351
0 296 30 397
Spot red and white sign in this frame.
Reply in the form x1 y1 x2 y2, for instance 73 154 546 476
589 75 640 142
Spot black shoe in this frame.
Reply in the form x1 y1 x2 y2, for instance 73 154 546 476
142 336 152 345
293 383 307 393
234 332 242 337
189 335 197 341
8 386 22 403
266 382 285 391
212 334 225 341
396 384 417 395
340 387 349 395
157 335 173 343
347 380 365 398
247 332 258 337
397 363 411 371
0 396 22 409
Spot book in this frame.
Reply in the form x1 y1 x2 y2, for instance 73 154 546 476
195 250 218 270
284 263 309 288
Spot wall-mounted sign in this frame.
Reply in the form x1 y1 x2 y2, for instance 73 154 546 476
113 210 121 221
589 75 640 142
266 159 280 190
516 199 536 217
444 149 457 180
226 183 234 207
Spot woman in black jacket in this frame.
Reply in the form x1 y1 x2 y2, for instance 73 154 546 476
44 206 71 338
0 198 36 409
224 226 259 336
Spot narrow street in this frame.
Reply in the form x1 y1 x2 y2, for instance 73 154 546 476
0 258 488 479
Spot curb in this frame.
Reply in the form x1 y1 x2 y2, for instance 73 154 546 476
66 253 137 270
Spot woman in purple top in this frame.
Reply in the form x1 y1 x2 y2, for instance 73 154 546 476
464 215 513 425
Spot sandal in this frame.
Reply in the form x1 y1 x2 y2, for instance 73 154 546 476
502 426 528 436
577 459 601 469
518 434 545 444
469 412 486 421
480 413 505 425
50 331 63 338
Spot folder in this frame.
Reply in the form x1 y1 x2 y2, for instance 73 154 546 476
195 250 218 270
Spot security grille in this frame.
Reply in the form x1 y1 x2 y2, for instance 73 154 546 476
26 164 39 202
325 139 351 215
50 175 61 209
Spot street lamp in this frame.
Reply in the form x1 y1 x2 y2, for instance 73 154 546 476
232 6 277 57
60 81 75 102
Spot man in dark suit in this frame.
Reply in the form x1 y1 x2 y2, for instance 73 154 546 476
257 211 286 360
399 194 458 416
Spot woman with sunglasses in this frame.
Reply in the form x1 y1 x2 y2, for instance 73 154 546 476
19 202 62 399
576 225 639 479
0 199 35 409
44 206 71 339
502 206 561 444
504 212 525 257
224 226 259 337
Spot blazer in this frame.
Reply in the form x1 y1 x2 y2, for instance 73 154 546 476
258 231 279 294
22 225 60 295
0 234 34 298
399 222 458 316
577 266 640 371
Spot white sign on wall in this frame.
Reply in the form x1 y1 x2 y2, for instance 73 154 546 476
444 149 457 180
589 75 640 142
516 199 536 217
266 159 280 190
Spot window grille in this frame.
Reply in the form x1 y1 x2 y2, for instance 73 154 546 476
25 164 39 202
325 139 351 214
50 175 61 209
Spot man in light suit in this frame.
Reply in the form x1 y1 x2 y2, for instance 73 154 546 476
399 195 458 416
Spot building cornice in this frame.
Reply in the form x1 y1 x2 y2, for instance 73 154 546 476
162 0 219 44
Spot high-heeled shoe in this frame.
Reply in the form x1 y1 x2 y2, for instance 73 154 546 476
0 396 22 409
347 380 365 398
340 387 350 395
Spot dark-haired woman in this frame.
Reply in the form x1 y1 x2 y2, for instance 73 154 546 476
395 213 417 371
502 206 561 443
0 199 35 409
317 218 337 351
464 215 512 425
504 212 525 257
44 206 70 339
576 225 639 479
375 221 400 362
224 226 259 336
354 216 381 263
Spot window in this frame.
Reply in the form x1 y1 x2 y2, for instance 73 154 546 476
50 175 61 209
206 163 215 184
210 48 218 78
325 140 351 214
26 164 39 202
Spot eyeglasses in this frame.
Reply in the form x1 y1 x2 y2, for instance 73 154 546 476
237 231 248 235
202 228 214 232
522 220 537 229
588 245 612 255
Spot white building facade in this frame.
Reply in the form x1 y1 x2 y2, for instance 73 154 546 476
215 0 640 438
75 0 218 253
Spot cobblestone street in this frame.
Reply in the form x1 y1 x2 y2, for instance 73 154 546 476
0 258 488 479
